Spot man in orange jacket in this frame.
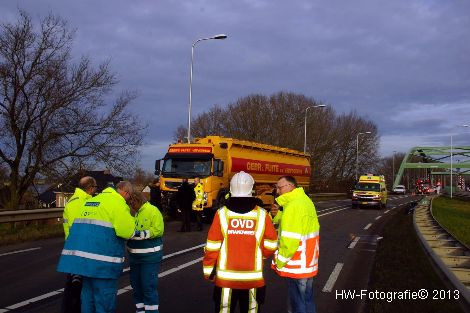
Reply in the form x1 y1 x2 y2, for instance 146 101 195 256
203 171 278 313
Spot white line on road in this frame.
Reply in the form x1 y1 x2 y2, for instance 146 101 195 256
117 257 204 296
348 237 360 249
322 263 344 292
375 216 382 220
384 210 390 214
317 205 349 213
318 207 349 217
363 223 372 230
0 247 41 257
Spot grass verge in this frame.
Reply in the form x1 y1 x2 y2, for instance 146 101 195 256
366 206 463 313
0 220 63 246
432 196 470 247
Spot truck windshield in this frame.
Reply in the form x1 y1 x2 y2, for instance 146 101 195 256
162 158 211 178
355 183 380 191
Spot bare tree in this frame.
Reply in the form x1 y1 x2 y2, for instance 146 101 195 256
174 91 379 192
0 11 145 209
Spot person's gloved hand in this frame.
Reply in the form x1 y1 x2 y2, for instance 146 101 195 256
140 230 150 239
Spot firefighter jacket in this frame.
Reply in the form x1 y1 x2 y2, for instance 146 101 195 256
192 183 204 211
127 202 164 264
63 188 92 239
57 187 135 279
271 187 320 279
203 197 278 289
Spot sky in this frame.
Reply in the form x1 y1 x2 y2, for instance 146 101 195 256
2 0 470 172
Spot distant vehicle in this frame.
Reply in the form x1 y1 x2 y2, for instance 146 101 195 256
351 174 388 209
393 185 406 195
415 179 432 194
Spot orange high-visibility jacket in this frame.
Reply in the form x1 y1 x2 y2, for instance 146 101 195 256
203 205 278 289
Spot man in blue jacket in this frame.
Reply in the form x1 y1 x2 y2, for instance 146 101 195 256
57 181 136 313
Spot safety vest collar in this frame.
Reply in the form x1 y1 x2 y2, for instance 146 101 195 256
275 187 306 207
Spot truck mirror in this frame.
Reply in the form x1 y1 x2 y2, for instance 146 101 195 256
155 159 161 175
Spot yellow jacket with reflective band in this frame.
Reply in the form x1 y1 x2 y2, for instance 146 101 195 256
192 183 204 211
203 205 278 289
57 187 135 279
271 187 320 278
127 202 164 264
63 188 92 239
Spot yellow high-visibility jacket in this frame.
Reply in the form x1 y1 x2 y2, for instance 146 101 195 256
63 188 92 239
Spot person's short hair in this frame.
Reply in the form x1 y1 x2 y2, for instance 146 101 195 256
79 176 97 190
278 175 298 187
116 181 133 194
129 191 146 209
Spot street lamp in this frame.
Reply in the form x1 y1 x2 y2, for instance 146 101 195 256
303 105 326 153
356 131 372 180
392 150 397 187
450 124 470 198
187 34 227 143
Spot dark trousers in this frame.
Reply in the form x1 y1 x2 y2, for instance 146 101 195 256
213 286 265 313
180 208 191 232
61 274 82 313
194 210 203 230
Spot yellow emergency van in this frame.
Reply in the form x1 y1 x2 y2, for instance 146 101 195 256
351 174 388 209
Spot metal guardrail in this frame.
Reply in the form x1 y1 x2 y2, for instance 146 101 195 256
413 196 470 311
0 208 64 223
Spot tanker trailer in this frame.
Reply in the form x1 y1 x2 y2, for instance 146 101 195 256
155 136 311 217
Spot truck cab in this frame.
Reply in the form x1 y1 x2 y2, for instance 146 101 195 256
351 174 388 209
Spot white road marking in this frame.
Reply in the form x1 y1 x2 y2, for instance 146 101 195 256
322 263 344 292
0 247 41 257
318 207 349 217
375 216 382 220
384 210 390 214
348 237 360 249
363 223 372 230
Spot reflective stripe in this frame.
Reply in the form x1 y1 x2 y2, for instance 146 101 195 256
206 241 222 251
145 304 159 310
302 231 319 240
62 249 125 263
277 254 290 263
217 270 263 280
277 265 318 274
248 288 258 313
221 288 231 313
203 266 214 276
264 239 277 250
281 230 302 240
73 218 113 228
254 209 265 271
136 303 144 308
218 208 229 270
127 245 162 254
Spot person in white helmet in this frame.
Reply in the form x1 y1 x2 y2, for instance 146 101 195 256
203 171 278 313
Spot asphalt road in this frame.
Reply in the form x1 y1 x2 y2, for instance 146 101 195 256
0 195 420 313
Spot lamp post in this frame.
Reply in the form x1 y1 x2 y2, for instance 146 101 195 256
303 105 326 153
187 34 227 143
392 150 397 187
450 124 470 198
356 131 372 180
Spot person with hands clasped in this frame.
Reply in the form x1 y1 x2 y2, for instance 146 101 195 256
127 191 164 313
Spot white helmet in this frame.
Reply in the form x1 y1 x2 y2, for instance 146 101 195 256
230 171 254 197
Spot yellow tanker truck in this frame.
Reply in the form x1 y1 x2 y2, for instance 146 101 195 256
155 136 311 216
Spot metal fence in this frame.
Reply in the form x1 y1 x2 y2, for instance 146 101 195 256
0 208 64 223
